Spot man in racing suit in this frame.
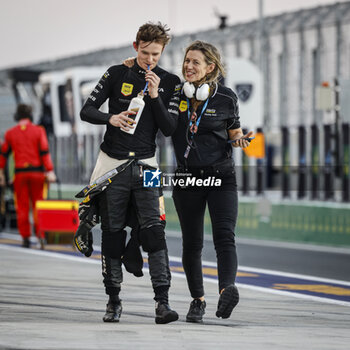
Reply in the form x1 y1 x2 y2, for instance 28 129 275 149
0 104 56 248
80 22 180 324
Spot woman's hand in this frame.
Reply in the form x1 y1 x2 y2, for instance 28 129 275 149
123 57 135 68
229 129 254 148
109 111 136 131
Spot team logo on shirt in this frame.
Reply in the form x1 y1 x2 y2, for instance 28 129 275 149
179 100 188 112
121 83 134 96
204 109 217 117
175 84 182 91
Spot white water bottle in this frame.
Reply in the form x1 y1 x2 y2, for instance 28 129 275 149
122 92 145 135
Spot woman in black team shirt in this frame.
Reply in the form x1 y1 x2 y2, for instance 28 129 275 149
171 40 253 323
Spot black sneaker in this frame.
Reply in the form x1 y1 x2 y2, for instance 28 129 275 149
103 301 122 322
186 299 206 323
22 238 30 248
216 284 239 319
155 303 179 324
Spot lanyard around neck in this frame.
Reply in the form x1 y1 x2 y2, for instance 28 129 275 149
186 98 209 136
183 98 209 160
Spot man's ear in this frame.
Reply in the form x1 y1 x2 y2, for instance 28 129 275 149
133 42 138 51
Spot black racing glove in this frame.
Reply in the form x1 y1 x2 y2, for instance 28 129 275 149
74 195 100 257
74 221 94 257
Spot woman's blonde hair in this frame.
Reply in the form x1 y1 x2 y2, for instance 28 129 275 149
182 40 226 84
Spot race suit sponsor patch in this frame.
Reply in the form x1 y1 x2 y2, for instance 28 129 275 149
121 83 134 96
179 100 188 112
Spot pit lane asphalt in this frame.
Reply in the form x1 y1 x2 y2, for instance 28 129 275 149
1 236 350 350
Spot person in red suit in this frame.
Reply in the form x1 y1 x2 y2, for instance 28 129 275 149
0 104 56 248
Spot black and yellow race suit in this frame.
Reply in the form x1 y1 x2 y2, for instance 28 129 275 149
80 61 180 303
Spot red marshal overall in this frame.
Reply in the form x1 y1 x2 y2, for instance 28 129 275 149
0 119 54 239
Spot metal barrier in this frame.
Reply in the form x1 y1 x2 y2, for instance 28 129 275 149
49 124 350 203
48 132 171 185
49 133 103 185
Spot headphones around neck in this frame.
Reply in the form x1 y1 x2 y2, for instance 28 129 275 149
183 82 210 101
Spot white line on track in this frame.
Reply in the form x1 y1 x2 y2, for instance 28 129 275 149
1 243 350 307
165 230 350 255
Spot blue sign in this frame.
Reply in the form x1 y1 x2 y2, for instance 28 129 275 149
143 169 161 187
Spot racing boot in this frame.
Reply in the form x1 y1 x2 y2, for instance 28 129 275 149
216 284 239 319
103 299 122 323
186 299 206 323
155 302 179 324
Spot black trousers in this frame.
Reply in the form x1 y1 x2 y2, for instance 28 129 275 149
172 163 238 298
98 161 171 300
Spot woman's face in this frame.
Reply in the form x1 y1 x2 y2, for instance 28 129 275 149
183 50 214 84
